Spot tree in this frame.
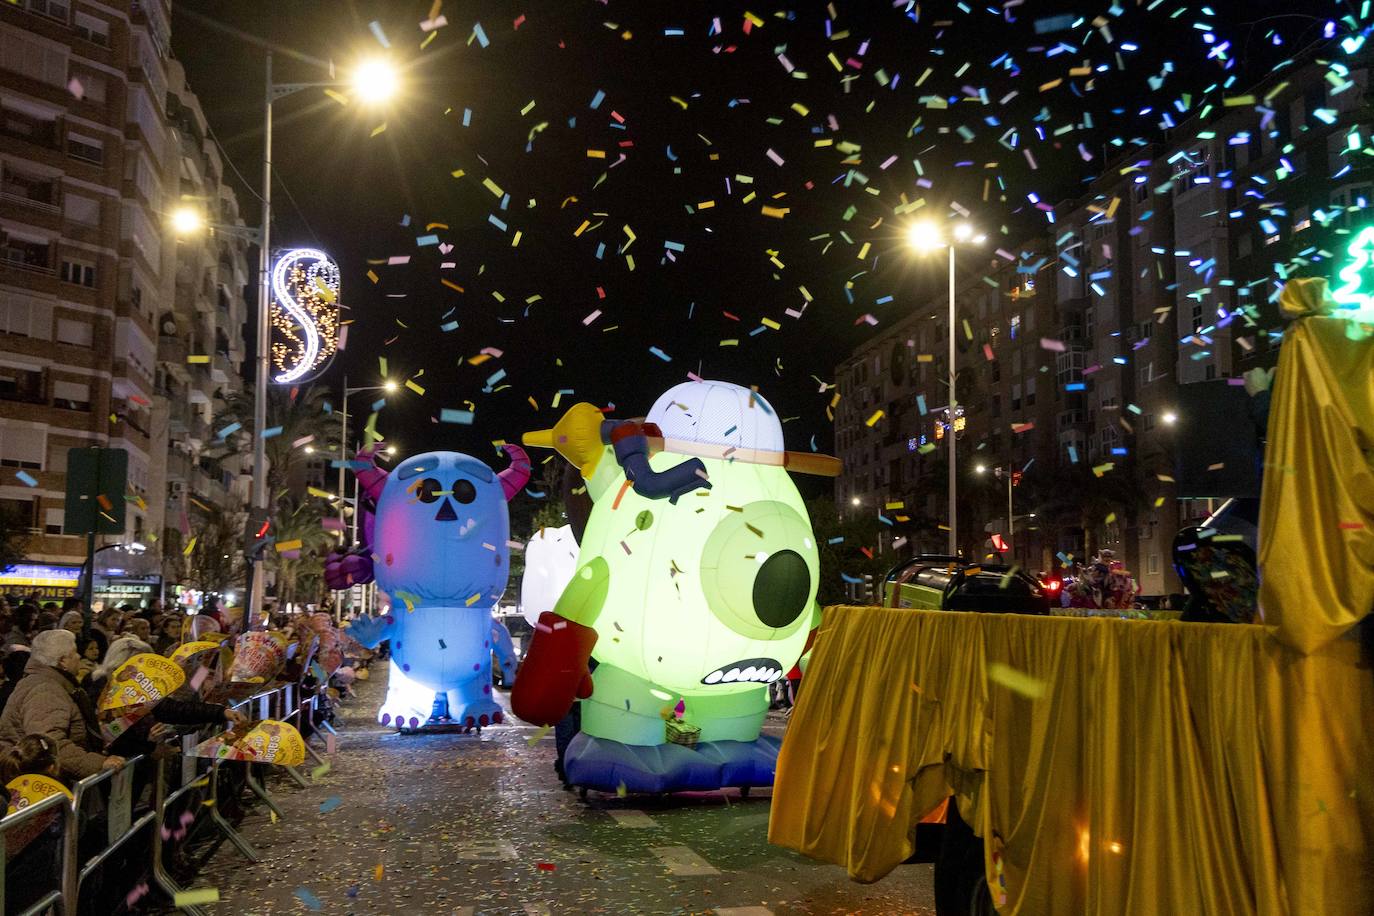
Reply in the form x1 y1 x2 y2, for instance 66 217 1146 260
270 495 335 609
0 509 28 575
162 502 247 599
214 384 343 500
805 496 899 606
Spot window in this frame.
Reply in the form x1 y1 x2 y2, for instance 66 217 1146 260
1084 306 1096 339
1 104 57 146
1025 376 1036 407
0 168 56 207
1148 553 1160 575
0 236 51 270
44 507 62 535
67 133 104 164
1012 383 1022 412
60 259 95 287
1192 300 1204 333
0 498 34 533
73 12 109 46
52 379 90 409
0 27 69 86
56 318 92 346
0 367 45 405
1009 314 1021 340
63 194 99 225
0 294 52 338
75 72 105 103
25 0 69 22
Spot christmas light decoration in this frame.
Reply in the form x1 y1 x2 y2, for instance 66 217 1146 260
271 248 340 384
1330 225 1374 321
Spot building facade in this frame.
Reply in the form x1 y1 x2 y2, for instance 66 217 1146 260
0 0 249 606
835 47 1372 599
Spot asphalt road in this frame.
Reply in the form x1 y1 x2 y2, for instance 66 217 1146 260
175 667 936 915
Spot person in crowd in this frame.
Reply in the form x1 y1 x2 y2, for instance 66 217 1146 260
123 617 152 644
31 609 58 635
0 630 124 780
4 605 36 649
58 610 83 635
0 732 58 787
154 615 184 655
75 636 102 684
0 647 30 713
40 601 58 616
93 607 122 643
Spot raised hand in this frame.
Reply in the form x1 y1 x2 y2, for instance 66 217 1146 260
325 549 374 591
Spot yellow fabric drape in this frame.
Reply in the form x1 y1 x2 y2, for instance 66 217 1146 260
1258 314 1374 653
768 606 1373 915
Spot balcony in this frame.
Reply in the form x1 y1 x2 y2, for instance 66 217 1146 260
211 353 234 384
158 334 189 372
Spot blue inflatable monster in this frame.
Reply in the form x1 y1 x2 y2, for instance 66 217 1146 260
327 444 530 730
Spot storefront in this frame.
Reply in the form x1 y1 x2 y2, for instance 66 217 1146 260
93 575 162 610
0 563 83 601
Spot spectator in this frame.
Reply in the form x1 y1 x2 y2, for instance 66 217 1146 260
40 601 58 616
154 615 183 655
93 607 122 644
124 617 152 644
85 635 153 700
4 605 36 649
58 611 84 635
0 629 124 781
32 610 58 635
0 733 58 787
76 636 102 684
0 647 30 712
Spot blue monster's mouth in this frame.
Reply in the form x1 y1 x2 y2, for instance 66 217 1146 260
700 657 784 685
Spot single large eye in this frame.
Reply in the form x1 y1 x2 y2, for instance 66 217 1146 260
452 479 477 504
700 500 816 639
417 478 441 503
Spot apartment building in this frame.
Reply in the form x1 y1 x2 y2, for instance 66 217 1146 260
835 46 1372 598
0 0 249 604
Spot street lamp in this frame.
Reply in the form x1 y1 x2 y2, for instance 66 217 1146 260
336 378 395 616
975 464 1022 560
239 53 401 628
907 216 986 557
1161 411 1178 425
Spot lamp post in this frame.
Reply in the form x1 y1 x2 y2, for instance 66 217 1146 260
906 218 986 557
175 52 400 630
336 378 396 619
975 463 1023 562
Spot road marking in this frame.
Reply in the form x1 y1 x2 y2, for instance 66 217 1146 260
651 845 720 876
713 908 774 916
607 809 657 828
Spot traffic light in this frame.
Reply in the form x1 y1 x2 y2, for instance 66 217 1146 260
244 507 273 554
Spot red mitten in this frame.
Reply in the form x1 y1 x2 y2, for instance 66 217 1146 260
511 612 598 726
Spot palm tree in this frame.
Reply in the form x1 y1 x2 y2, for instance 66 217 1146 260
270 494 335 609
162 501 247 598
213 383 343 500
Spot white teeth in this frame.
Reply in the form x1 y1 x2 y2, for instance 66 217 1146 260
768 670 782 683
740 666 758 682
703 670 723 684
722 667 741 683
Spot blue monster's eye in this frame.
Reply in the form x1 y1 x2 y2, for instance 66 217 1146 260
453 479 477 504
417 478 441 503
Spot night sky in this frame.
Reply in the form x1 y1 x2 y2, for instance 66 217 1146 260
172 1 1330 496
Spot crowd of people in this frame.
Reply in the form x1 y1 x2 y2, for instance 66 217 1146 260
0 592 363 913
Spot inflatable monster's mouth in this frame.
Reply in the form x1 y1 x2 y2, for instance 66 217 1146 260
700 657 785 685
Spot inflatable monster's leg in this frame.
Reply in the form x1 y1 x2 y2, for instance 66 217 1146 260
445 670 504 730
377 659 436 730
444 609 505 729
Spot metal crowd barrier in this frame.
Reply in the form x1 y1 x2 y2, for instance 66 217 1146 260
1 674 346 914
0 790 71 915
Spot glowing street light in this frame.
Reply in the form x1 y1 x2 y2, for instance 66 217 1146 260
170 205 205 236
351 57 401 105
383 378 399 392
905 215 985 556
1162 411 1178 425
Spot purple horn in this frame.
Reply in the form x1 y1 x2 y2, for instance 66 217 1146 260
354 444 390 502
498 444 532 501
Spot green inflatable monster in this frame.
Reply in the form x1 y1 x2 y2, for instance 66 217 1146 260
513 380 839 793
